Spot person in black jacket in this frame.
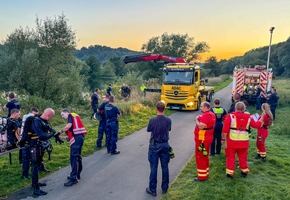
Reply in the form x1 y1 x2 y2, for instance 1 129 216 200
228 93 241 113
146 101 172 197
6 108 21 149
27 108 62 196
96 94 109 148
3 92 21 117
267 87 279 120
90 88 99 120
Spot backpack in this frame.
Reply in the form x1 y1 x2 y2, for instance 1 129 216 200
0 117 8 135
18 116 36 147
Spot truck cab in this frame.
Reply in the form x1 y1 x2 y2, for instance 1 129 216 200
161 63 213 110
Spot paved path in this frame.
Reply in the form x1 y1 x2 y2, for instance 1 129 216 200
8 83 232 200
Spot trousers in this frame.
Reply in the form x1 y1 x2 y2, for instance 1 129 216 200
226 147 249 176
148 142 170 192
30 145 42 189
22 146 30 176
256 128 268 157
195 139 212 180
70 135 84 181
210 125 222 155
106 121 118 153
96 119 107 147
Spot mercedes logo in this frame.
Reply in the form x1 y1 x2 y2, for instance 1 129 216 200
174 91 178 95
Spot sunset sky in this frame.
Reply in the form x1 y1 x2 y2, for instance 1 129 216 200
1 0 290 61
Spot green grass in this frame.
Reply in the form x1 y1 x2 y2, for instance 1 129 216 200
161 78 290 200
213 77 232 91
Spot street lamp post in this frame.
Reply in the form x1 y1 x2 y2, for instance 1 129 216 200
266 27 275 92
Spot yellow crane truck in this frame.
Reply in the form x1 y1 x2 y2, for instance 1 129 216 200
123 54 214 110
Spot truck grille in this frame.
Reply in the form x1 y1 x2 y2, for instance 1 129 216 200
165 90 188 100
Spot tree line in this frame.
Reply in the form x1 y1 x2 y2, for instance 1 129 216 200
203 37 290 77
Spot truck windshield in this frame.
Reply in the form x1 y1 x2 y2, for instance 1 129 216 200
163 71 193 85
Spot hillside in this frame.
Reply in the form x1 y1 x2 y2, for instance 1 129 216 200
74 45 140 62
218 37 290 77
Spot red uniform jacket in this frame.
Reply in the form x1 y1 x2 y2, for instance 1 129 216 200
194 111 216 141
223 112 262 148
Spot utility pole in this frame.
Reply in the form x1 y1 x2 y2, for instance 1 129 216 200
266 27 275 92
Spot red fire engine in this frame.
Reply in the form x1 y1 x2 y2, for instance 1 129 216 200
232 65 273 102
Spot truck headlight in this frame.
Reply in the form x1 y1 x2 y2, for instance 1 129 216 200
187 102 194 107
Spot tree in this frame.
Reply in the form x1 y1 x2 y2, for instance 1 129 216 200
141 33 209 62
100 60 116 82
85 56 101 90
0 14 85 104
203 56 219 76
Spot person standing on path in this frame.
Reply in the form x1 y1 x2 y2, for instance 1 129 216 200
194 101 216 181
146 101 172 197
105 96 121 154
210 98 227 156
96 94 109 148
59 109 87 187
20 107 39 179
27 108 59 196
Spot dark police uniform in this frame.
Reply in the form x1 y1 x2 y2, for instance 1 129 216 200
210 106 227 155
267 92 279 120
147 115 171 194
96 101 109 148
21 114 34 178
107 86 112 96
5 99 21 117
255 87 263 110
91 93 99 115
6 117 21 149
105 103 120 154
29 117 55 195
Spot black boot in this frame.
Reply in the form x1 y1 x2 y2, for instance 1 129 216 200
64 179 78 187
241 172 247 178
261 157 267 162
254 154 261 159
33 186 47 196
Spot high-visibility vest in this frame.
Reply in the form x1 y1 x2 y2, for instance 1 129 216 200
140 85 147 91
212 107 224 119
67 113 87 146
229 114 250 141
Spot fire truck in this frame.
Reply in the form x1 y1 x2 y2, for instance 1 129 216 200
232 65 273 102
123 54 214 110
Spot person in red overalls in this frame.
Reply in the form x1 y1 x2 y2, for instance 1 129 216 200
222 101 263 178
255 103 273 162
194 101 216 181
